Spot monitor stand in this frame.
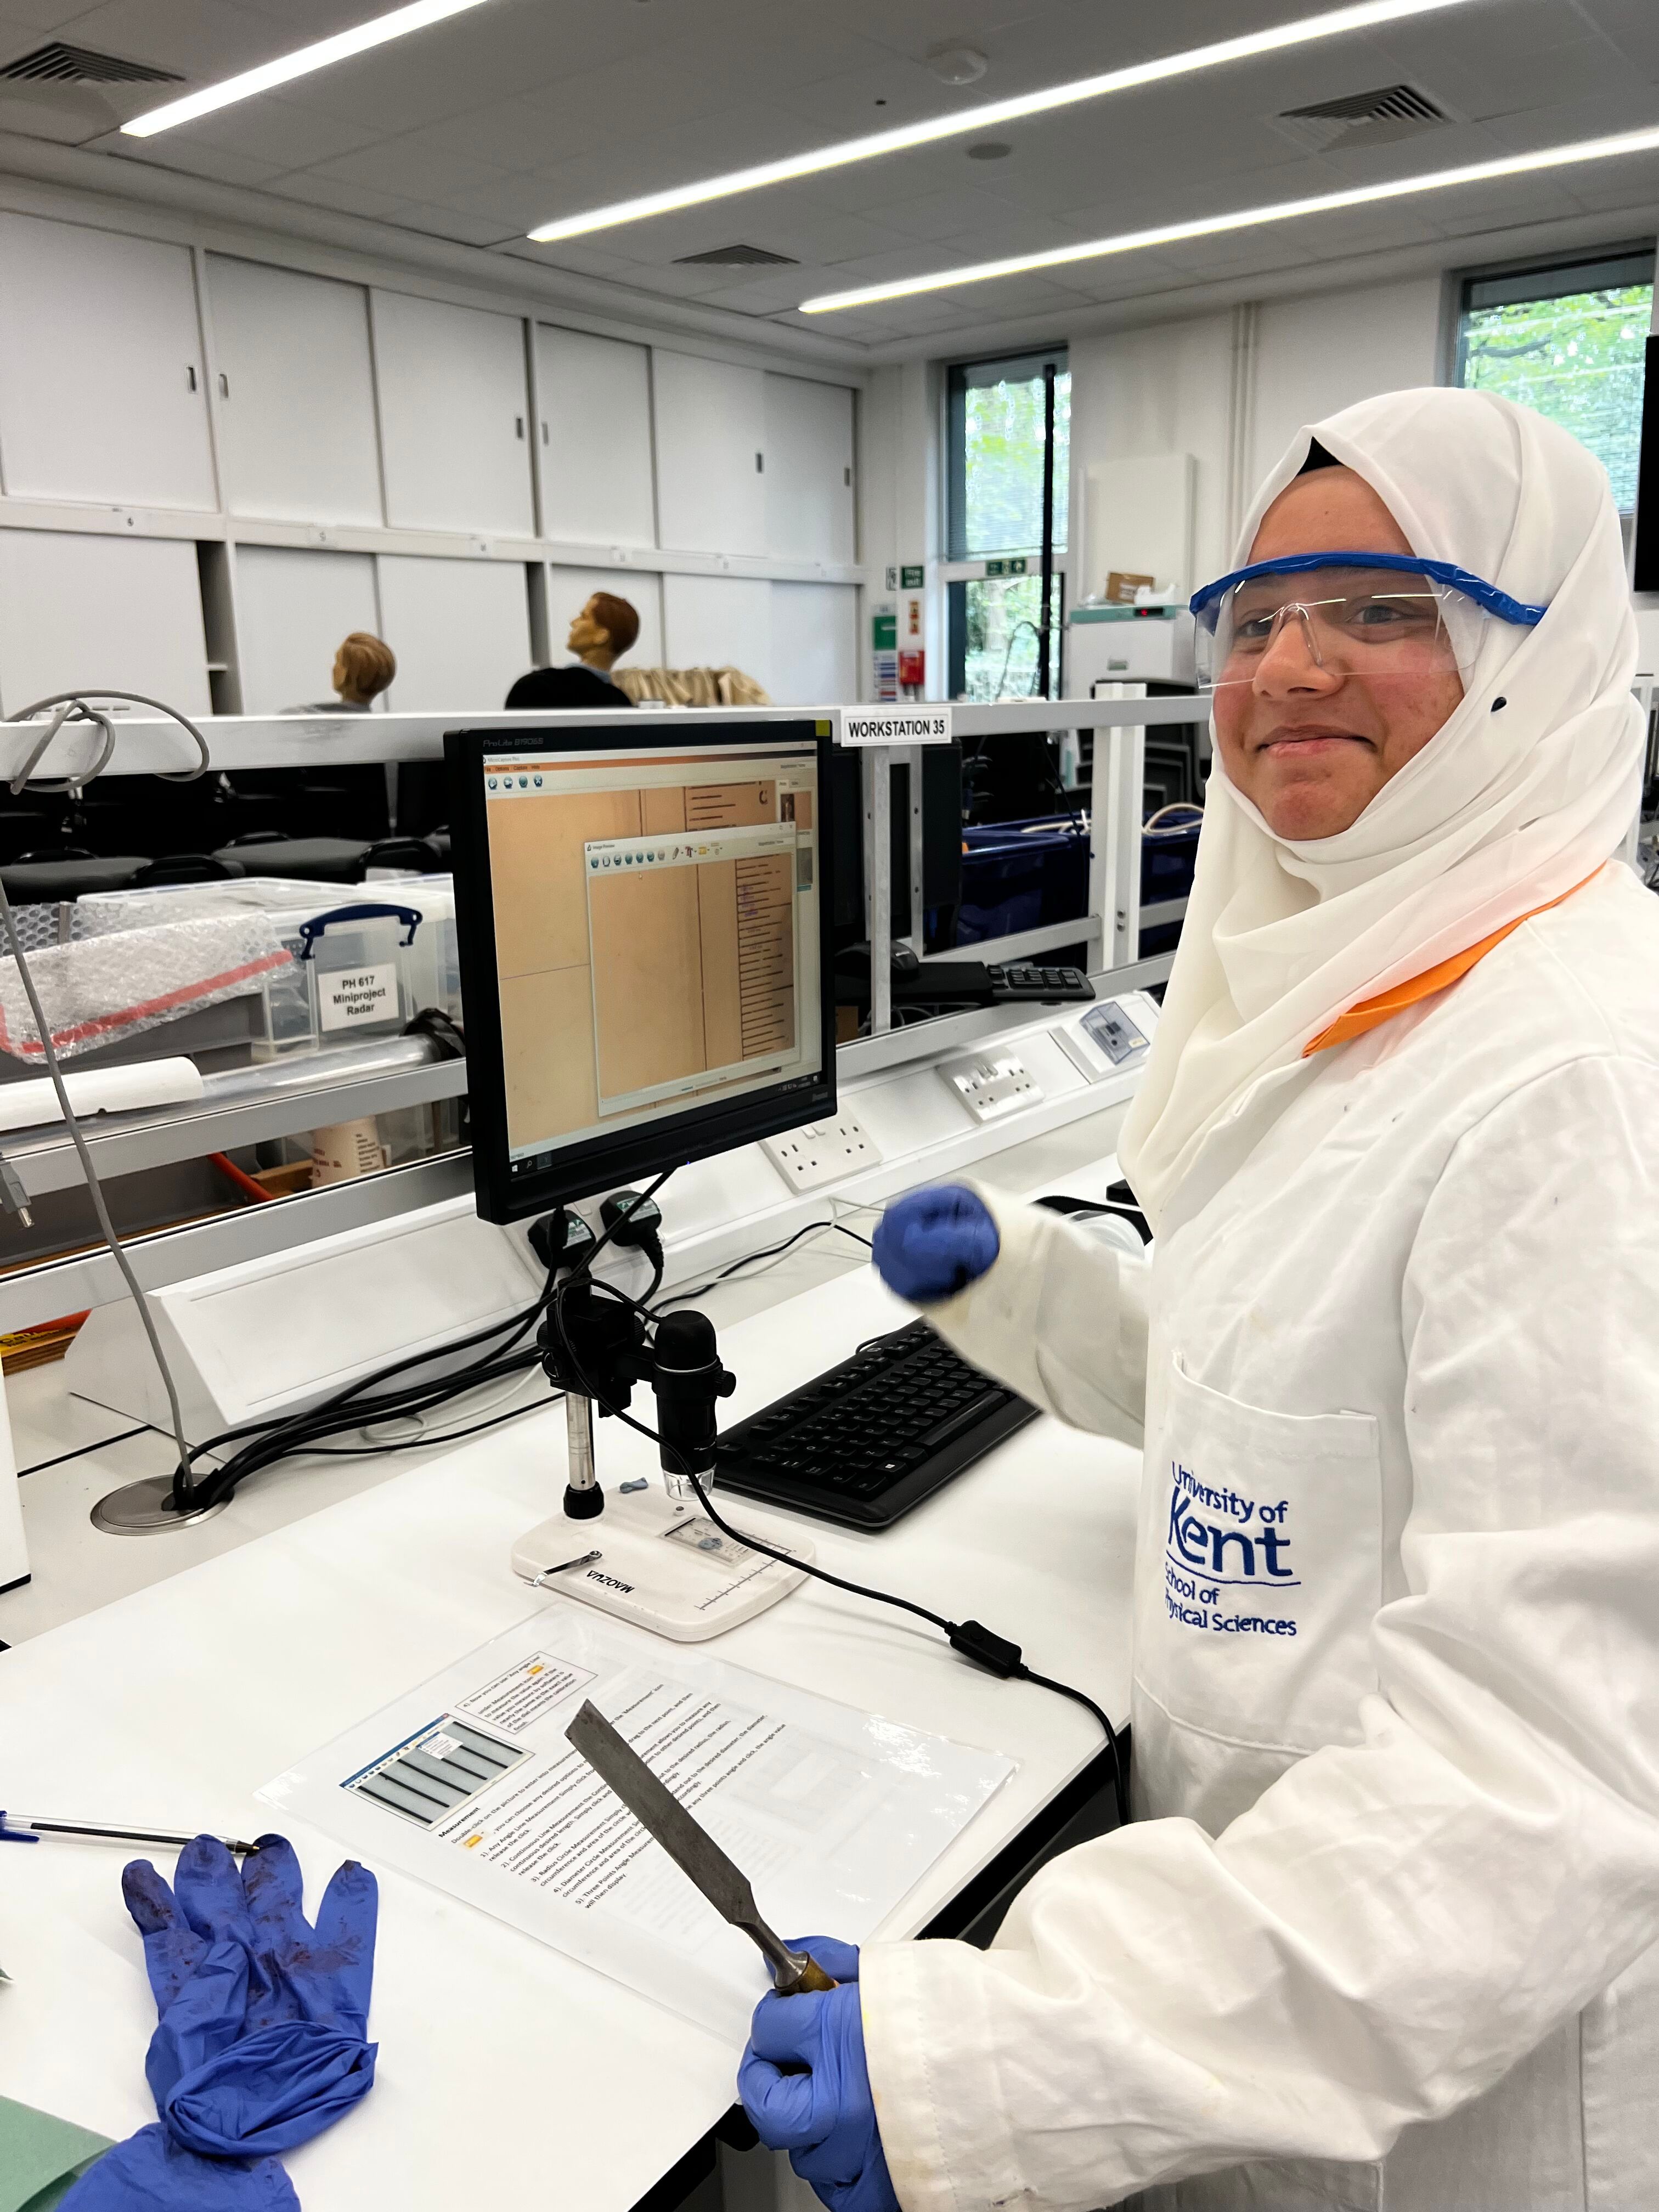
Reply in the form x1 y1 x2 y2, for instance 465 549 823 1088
516 1302 810 1642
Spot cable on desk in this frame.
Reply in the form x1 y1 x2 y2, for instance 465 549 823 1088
653 1217 872 1312
545 1262 1130 1827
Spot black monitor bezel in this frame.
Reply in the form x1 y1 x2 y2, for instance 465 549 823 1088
447 719 839 1225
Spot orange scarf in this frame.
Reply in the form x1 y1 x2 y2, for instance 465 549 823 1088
1302 869 1601 1057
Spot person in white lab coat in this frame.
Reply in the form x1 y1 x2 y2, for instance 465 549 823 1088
737 385 1659 2211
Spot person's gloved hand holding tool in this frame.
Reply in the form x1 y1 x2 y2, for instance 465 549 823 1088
872 1186 999 1305
738 1938 898 2212
63 1833 378 2211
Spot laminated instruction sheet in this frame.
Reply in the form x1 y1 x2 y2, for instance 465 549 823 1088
261 1603 1014 2036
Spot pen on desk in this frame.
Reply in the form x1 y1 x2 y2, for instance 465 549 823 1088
0 1813 260 1855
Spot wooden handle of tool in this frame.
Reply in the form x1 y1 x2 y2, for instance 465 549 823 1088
794 1955 837 1994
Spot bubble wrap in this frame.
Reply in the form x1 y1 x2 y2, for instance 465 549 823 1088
0 913 294 1065
74 878 335 936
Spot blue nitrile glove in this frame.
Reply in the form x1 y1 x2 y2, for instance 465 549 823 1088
738 1939 898 2212
873 1186 1000 1306
61 1834 378 2212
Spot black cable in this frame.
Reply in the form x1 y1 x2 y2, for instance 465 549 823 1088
180 1272 567 1508
546 1280 1128 1826
654 1218 872 1311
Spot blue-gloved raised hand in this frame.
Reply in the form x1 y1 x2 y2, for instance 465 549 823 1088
738 1939 898 2212
873 1186 1000 1306
62 1834 378 2212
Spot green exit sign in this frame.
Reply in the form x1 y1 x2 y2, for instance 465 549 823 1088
900 565 924 589
984 556 1028 577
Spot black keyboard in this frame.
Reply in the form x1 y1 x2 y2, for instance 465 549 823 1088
988 961 1094 1003
714 1319 1037 1530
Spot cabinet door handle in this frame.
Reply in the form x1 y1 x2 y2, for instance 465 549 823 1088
186 365 197 391
541 420 549 445
755 452 764 472
218 372 230 398
516 415 525 439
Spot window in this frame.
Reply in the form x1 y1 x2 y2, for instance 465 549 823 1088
946 350 1069 702
1455 247 1654 512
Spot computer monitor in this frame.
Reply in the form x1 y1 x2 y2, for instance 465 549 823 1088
447 718 837 1224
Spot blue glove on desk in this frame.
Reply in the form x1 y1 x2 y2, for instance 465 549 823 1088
62 1834 378 2212
873 1186 1000 1306
738 1939 898 2212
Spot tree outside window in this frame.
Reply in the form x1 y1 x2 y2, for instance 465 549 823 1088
947 352 1069 702
1456 249 1654 512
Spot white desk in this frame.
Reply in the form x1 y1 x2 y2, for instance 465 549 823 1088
0 1128 1140 2210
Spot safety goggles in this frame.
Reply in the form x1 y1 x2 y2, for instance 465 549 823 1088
1188 552 1547 693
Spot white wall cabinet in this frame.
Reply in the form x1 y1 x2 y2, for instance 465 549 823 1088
377 556 531 710
0 214 216 511
662 573 773 693
373 292 534 538
537 327 656 549
208 259 382 527
543 566 663 670
653 352 766 557
770 582 857 704
765 376 855 564
234 546 381 714
0 532 210 715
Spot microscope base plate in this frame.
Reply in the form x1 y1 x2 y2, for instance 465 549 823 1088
511 1486 811 1641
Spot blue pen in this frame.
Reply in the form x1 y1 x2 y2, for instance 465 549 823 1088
0 1812 258 1853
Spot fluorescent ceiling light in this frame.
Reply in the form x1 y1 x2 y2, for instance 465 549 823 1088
122 0 495 137
800 123 1659 312
527 0 1480 244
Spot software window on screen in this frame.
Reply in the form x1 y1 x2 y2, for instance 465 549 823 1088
479 743 823 1174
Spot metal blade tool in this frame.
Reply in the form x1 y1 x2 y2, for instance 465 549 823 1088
565 1700 834 1995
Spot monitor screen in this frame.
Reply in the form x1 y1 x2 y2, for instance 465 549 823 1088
448 719 837 1222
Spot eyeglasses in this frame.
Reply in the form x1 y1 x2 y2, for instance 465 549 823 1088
1188 550 1546 693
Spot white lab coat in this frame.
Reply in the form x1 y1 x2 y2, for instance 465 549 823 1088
859 862 1659 2212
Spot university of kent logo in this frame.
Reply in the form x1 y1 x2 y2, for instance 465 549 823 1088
1164 1461 1301 1638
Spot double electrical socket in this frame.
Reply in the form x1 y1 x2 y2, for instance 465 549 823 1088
763 1110 881 1193
940 1049 1042 1123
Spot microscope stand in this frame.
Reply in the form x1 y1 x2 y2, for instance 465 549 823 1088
511 1481 810 1641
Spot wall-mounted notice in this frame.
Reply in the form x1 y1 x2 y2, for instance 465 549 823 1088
838 706 952 749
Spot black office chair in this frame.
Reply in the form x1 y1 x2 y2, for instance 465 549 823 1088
210 832 371 885
1 849 146 901
362 836 445 875
131 854 247 888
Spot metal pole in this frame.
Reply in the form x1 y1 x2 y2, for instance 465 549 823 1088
869 744 892 1035
1037 360 1056 701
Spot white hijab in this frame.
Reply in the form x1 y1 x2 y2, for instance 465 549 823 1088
1118 385 1644 1227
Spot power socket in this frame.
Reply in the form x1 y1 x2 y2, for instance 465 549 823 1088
940 1048 1043 1122
763 1110 881 1193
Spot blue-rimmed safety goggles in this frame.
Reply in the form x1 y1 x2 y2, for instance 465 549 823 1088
1189 551 1547 692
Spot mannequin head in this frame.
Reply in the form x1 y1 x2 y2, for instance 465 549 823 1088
567 592 640 672
1211 465 1465 839
332 631 396 707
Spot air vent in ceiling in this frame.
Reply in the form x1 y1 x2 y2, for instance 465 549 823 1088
1272 83 1449 154
0 42 184 86
673 244 799 267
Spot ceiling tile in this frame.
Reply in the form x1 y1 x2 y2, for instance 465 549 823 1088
878 185 1020 241
105 133 283 188
696 270 821 315
0 0 102 25
414 93 611 175
268 170 410 221
302 132 521 201
381 200 518 249
162 93 386 170
45 0 287 75
1580 0 1659 76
